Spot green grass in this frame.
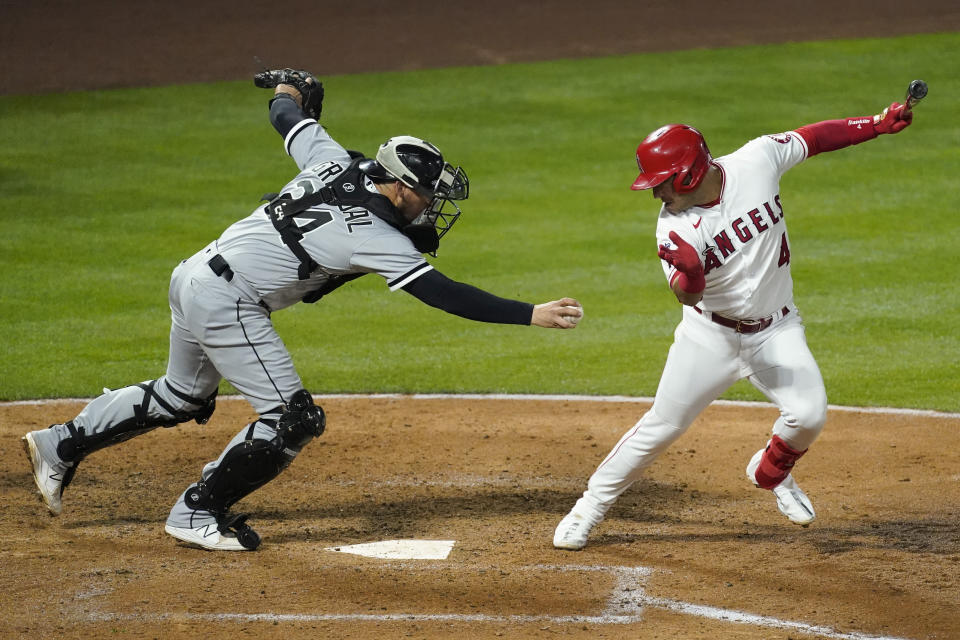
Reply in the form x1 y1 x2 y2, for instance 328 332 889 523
1 33 958 410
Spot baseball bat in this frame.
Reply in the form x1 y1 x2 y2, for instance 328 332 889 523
903 79 928 114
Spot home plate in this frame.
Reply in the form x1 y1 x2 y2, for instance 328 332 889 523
325 539 456 560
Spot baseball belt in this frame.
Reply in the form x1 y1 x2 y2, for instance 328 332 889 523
208 253 235 282
695 306 790 334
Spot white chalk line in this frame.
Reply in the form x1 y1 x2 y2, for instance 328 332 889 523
640 596 908 640
326 472 584 489
89 564 915 640
94 612 643 625
4 393 958 419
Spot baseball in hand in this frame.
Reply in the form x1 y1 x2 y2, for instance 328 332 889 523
561 305 583 325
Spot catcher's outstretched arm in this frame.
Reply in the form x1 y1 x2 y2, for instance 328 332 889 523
403 269 534 325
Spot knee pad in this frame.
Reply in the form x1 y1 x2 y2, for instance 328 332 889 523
276 389 325 449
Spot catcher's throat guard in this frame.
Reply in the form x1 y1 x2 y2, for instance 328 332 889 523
411 162 469 250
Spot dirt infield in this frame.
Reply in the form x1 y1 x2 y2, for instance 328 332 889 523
2 397 959 639
3 1 960 639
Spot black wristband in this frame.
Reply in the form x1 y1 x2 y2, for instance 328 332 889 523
269 93 306 138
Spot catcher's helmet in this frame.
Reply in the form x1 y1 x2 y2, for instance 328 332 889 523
630 124 712 194
360 135 469 242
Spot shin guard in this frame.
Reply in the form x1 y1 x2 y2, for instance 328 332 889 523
58 381 218 465
184 432 290 517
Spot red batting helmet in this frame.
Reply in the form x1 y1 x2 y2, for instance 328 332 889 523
631 124 712 193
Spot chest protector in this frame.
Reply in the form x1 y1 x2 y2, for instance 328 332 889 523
263 158 438 302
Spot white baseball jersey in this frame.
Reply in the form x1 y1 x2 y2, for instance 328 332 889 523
216 119 431 312
656 132 809 319
561 128 828 529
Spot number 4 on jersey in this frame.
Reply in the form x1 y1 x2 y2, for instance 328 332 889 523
777 232 791 267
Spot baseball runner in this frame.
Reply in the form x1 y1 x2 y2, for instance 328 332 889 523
554 96 915 550
22 69 582 551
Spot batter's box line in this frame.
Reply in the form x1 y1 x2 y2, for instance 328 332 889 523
89 564 915 640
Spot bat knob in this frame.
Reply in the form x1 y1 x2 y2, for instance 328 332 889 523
908 79 928 101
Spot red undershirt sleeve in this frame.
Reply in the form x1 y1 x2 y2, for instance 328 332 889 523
795 117 878 157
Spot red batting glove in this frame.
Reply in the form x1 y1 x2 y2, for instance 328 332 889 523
873 101 912 135
658 230 705 293
658 230 702 273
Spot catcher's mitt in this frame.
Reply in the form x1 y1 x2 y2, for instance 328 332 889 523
254 68 324 120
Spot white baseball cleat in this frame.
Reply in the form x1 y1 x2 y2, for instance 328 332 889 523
553 510 601 550
746 448 816 526
771 474 816 525
165 523 251 551
22 431 70 516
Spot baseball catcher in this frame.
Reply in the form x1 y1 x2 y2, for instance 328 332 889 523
22 66 583 551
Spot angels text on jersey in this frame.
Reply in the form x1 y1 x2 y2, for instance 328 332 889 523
699 195 791 275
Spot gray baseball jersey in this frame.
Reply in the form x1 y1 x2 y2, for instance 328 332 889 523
218 119 433 312
39 115 441 533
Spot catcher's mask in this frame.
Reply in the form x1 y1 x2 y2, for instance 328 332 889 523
360 136 469 248
631 124 712 194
